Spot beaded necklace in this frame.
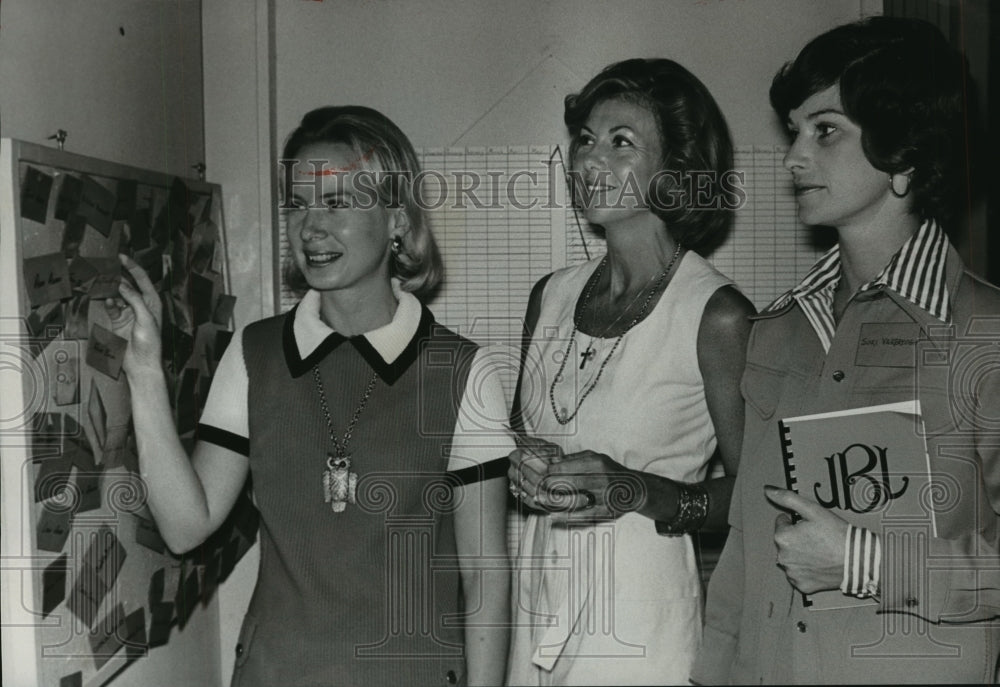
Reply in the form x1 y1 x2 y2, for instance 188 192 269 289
549 243 683 425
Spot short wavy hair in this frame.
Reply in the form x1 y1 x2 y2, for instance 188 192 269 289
564 58 736 255
770 16 982 231
280 105 442 300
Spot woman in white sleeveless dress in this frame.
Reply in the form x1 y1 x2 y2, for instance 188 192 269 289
506 59 754 685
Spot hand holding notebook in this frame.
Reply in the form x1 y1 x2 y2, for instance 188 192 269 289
767 485 848 595
774 400 934 610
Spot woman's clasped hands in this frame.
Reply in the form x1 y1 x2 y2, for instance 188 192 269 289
507 436 645 523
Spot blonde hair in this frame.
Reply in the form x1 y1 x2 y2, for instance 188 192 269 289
281 106 442 300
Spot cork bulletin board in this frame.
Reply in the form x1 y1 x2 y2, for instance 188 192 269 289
0 139 257 687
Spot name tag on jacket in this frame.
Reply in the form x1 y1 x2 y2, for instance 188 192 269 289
855 322 921 367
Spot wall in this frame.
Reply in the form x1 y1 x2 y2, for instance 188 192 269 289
0 0 204 178
0 2 220 686
274 0 877 150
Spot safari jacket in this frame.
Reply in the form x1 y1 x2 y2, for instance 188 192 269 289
693 245 1000 684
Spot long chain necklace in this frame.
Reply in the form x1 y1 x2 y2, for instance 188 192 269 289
549 243 683 425
578 262 668 369
313 366 378 512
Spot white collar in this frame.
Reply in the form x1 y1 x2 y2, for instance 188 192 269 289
292 280 422 365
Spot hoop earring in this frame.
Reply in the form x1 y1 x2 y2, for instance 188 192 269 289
889 173 911 199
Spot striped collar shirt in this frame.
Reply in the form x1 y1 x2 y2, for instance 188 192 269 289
765 220 951 353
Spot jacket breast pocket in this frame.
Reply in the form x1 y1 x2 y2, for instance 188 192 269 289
741 362 800 421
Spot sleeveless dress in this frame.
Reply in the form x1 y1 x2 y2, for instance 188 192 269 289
506 252 733 686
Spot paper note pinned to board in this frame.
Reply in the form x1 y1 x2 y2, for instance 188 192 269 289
86 323 127 380
24 253 72 306
21 166 53 224
78 175 115 237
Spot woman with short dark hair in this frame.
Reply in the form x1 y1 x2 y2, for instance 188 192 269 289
695 17 1000 684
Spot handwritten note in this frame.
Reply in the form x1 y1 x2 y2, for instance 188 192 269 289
86 259 124 300
78 175 115 237
24 253 72 306
36 507 72 553
86 323 127 380
102 423 133 470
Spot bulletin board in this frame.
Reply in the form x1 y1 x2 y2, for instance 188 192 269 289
0 139 257 687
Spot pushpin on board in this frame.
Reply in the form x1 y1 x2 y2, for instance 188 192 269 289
47 129 68 151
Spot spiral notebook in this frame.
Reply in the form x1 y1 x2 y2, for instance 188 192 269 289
778 400 935 610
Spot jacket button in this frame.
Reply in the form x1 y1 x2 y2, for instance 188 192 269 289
445 669 457 684
796 620 807 633
832 370 845 382
235 643 244 657
906 596 919 607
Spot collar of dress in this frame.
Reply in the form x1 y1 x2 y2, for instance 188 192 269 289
282 280 433 385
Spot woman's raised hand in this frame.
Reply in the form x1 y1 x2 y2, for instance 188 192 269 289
105 254 164 377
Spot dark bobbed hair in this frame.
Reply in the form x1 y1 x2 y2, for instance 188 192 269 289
564 58 735 255
280 105 442 300
770 16 982 231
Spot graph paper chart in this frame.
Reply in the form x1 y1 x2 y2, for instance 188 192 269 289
276 144 826 367
710 146 832 308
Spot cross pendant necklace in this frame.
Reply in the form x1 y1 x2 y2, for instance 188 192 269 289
551 243 683 425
